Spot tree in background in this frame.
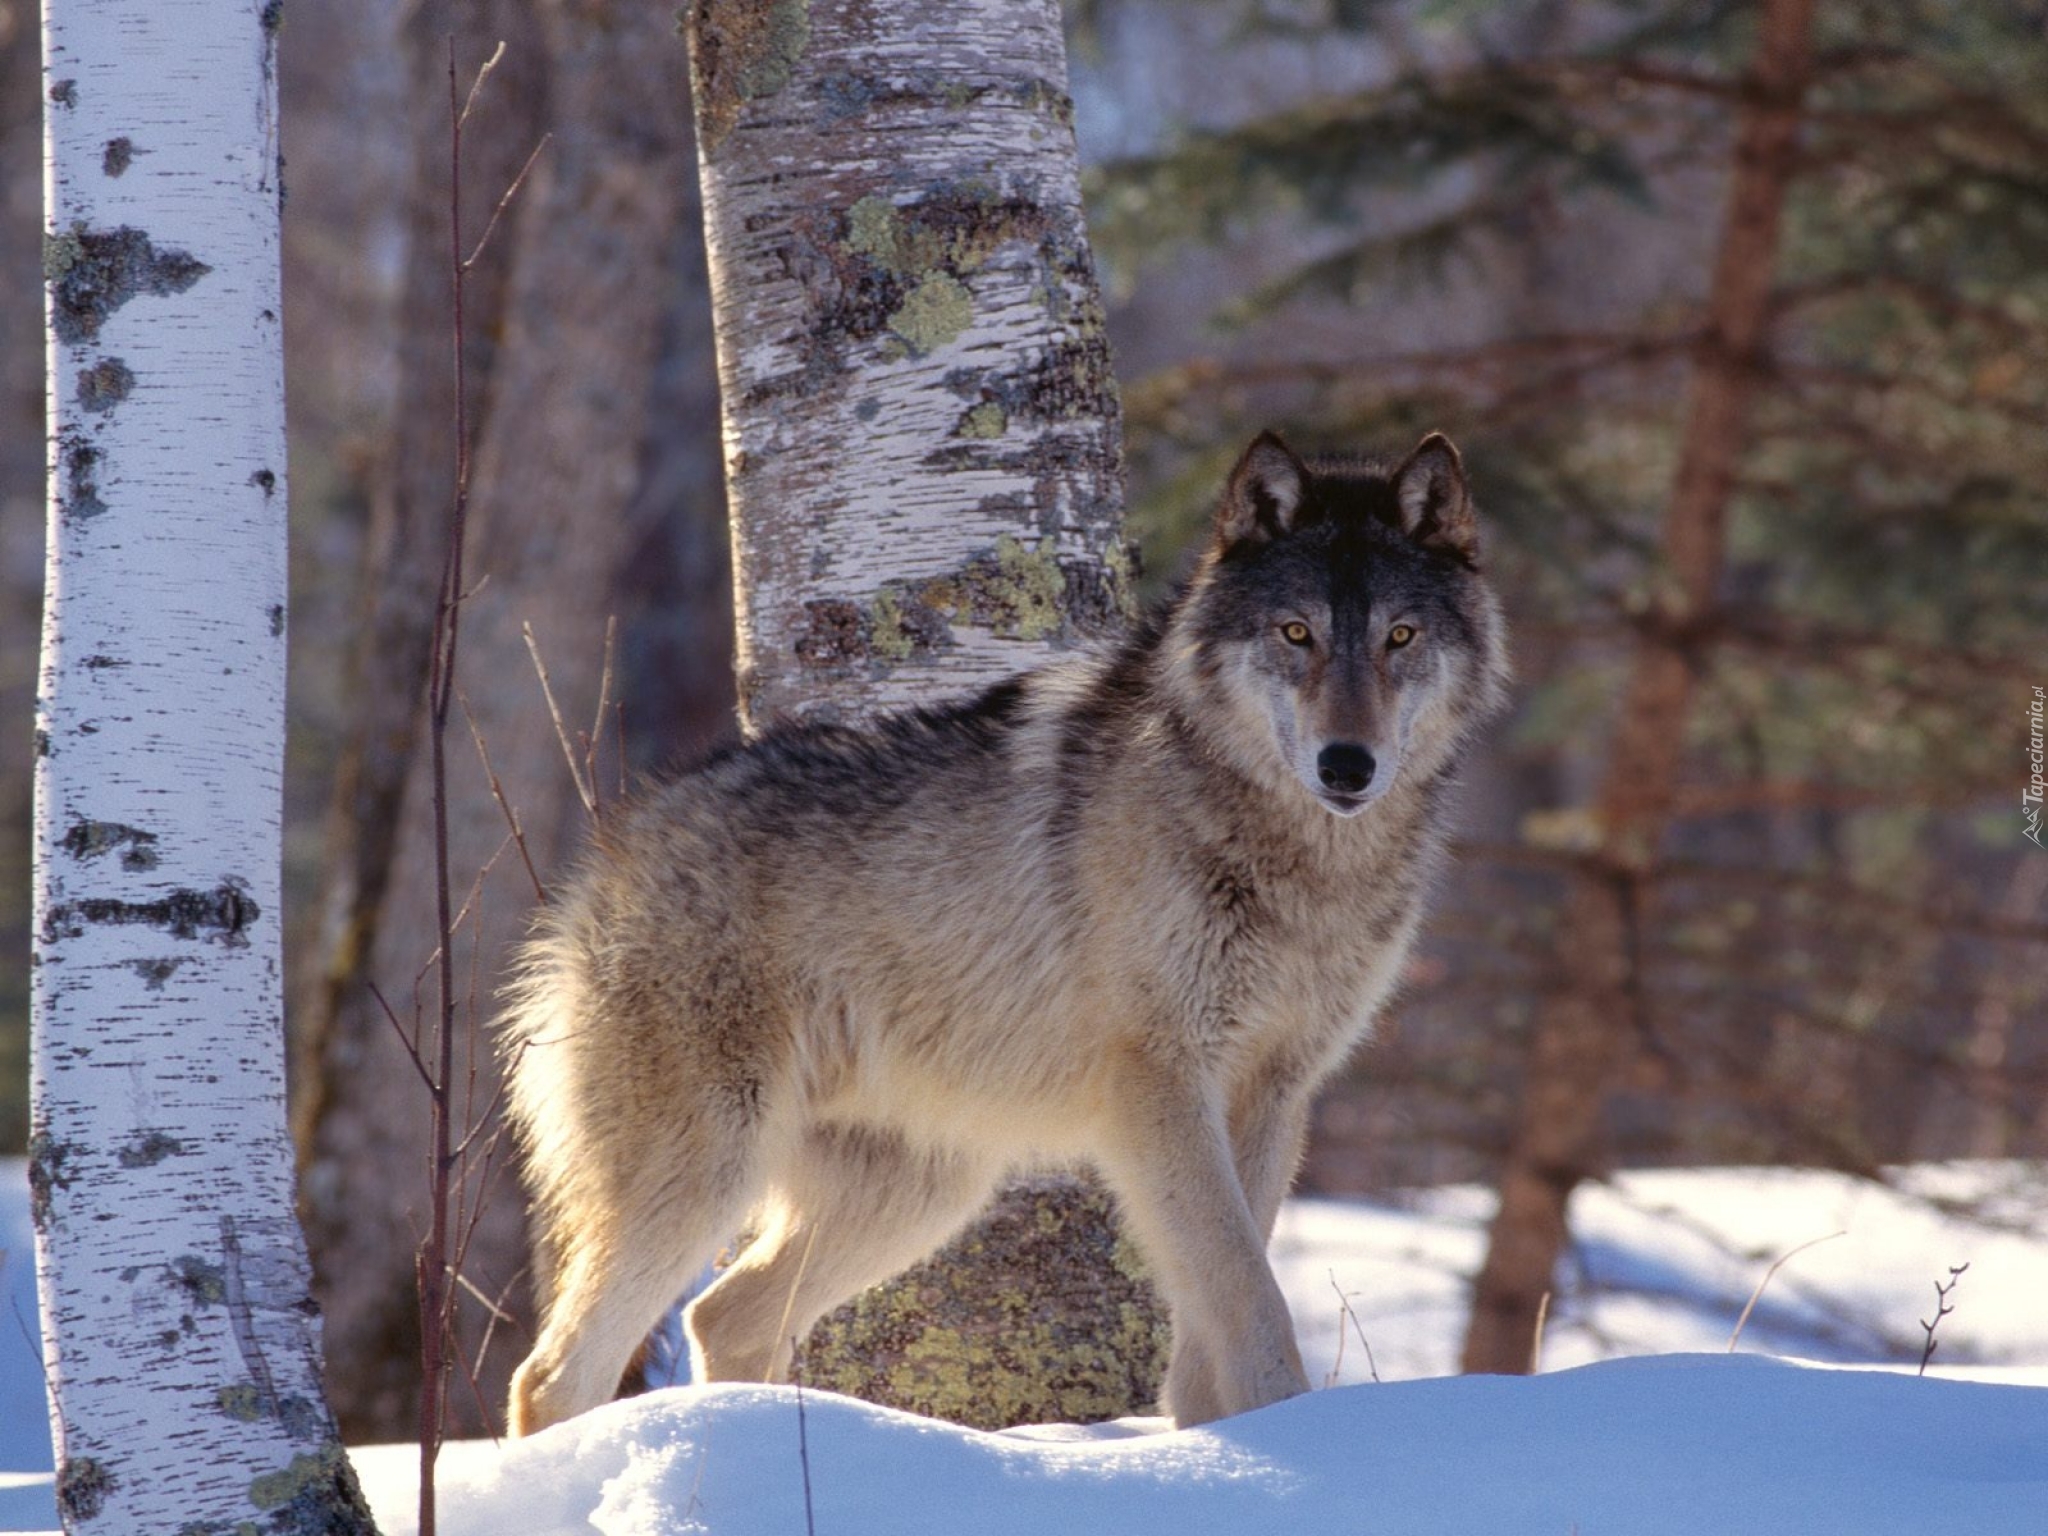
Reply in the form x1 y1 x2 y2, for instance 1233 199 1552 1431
1089 0 2048 1366
295 1 733 1440
32 1 375 1528
680 0 1164 1424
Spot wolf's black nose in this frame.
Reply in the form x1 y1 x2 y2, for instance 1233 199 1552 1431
1317 743 1376 796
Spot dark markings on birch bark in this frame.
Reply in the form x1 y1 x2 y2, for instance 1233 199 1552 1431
43 224 210 345
116 1129 185 1166
59 818 160 869
42 881 259 944
54 1458 113 1524
76 356 134 410
58 430 105 521
27 1131 73 1229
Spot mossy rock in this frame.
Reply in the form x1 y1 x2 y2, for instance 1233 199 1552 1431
795 1174 1168 1429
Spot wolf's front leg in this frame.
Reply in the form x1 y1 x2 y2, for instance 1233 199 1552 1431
1096 1048 1309 1426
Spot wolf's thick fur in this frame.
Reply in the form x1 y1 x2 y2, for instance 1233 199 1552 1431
503 431 1509 1434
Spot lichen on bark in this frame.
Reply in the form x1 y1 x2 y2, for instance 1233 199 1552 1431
44 223 210 345
686 0 811 152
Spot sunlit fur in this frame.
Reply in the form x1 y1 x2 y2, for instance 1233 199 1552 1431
502 431 1510 1436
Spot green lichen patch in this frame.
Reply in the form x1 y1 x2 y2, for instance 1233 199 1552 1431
1009 76 1076 129
170 1254 227 1306
56 1456 114 1523
247 1441 377 1535
685 0 810 153
77 356 135 412
218 1381 267 1422
118 1129 185 1167
46 223 211 346
888 271 973 356
793 534 1101 670
848 184 1061 285
985 533 1066 641
60 817 160 870
955 401 1008 439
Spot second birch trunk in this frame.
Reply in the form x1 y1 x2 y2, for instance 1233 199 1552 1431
685 0 1163 1424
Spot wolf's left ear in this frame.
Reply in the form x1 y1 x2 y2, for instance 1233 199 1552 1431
1216 431 1309 548
1393 432 1478 561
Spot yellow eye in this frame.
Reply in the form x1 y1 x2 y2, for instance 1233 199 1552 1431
1388 624 1417 648
1281 621 1313 647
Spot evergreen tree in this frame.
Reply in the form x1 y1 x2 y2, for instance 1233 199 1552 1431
1089 0 2048 1369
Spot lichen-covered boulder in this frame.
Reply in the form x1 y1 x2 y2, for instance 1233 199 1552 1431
795 1174 1168 1429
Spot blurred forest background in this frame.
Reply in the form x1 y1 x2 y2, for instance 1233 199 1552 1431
2 0 2044 1432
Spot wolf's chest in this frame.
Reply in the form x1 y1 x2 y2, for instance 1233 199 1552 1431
1175 844 1415 1044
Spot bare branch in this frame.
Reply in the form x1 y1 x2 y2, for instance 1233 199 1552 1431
457 40 508 131
464 132 552 272
523 622 598 817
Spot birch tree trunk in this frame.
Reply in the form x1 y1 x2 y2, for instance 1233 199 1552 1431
683 0 1164 1424
32 3 376 1530
1459 0 1816 1375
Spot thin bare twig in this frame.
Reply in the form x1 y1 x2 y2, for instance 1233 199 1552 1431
369 981 437 1093
792 1343 818 1536
586 615 618 825
464 132 551 272
524 622 598 817
456 40 506 130
460 692 547 904
1324 1271 1381 1387
1727 1230 1847 1351
1918 1263 1969 1375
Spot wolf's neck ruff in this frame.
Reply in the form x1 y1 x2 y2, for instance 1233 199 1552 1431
501 430 1510 1436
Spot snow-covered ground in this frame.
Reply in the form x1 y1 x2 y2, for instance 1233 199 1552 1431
5 1160 2046 1533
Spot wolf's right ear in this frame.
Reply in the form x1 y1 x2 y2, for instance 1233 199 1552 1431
1216 431 1309 549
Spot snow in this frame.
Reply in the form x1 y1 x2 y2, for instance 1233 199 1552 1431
4 1159 2047 1532
340 1357 2048 1536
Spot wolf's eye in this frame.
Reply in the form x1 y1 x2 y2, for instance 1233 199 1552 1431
1280 621 1313 647
1387 624 1417 649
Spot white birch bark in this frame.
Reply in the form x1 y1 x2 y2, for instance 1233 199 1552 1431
683 0 1164 1424
688 0 1134 728
33 3 376 1530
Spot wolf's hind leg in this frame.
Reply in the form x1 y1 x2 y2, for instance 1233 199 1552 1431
510 1148 760 1436
686 1124 996 1384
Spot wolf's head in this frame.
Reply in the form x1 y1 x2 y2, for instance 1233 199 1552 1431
1170 430 1510 817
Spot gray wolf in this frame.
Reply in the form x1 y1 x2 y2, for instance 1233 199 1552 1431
502 430 1510 1434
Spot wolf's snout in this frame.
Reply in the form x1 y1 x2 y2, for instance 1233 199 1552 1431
1316 743 1376 797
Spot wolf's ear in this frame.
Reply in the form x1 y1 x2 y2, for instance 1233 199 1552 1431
1216 431 1309 548
1392 432 1477 560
